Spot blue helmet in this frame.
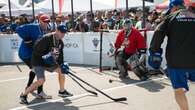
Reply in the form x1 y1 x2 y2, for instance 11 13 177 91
57 24 67 33
169 0 184 9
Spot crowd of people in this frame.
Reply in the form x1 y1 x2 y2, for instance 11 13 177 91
0 7 166 34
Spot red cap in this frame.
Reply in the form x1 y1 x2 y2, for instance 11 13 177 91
39 14 50 23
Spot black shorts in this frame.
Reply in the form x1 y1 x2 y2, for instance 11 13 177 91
22 58 32 69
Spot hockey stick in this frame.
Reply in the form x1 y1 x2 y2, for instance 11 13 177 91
68 71 127 102
16 64 22 72
68 74 98 96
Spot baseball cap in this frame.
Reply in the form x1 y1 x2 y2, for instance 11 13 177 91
57 25 67 33
123 19 132 26
169 0 184 9
39 14 50 23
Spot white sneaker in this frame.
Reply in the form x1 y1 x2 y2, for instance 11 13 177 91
36 91 52 99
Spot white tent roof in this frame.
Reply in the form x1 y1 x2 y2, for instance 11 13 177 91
36 0 114 13
0 0 51 16
0 0 6 7
36 0 154 13
0 0 22 10
0 7 51 16
94 0 154 8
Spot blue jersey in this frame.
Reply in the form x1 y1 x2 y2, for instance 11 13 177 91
16 24 45 60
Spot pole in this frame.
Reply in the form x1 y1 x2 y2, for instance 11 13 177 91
90 0 94 31
8 0 12 24
51 0 55 31
32 0 35 21
125 0 128 18
99 31 103 72
71 0 74 29
142 0 146 29
90 0 93 14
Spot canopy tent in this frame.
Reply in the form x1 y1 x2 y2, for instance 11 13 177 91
0 0 22 10
0 8 51 16
94 0 154 9
0 6 51 16
0 0 51 16
36 0 154 13
0 1 6 7
8 0 23 7
155 0 191 9
36 0 114 13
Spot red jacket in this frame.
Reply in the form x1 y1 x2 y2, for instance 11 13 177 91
114 27 146 55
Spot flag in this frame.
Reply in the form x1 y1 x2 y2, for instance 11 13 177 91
59 0 64 15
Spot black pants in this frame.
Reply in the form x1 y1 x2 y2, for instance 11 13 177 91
115 50 132 77
23 58 43 94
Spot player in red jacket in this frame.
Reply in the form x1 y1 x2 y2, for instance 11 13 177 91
114 19 147 80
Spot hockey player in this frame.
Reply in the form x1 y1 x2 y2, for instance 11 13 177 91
16 14 51 99
114 19 148 80
19 24 73 104
148 0 195 110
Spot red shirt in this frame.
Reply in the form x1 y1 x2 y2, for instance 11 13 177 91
114 27 146 55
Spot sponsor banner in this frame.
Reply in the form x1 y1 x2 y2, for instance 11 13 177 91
0 31 167 68
0 34 22 63
63 33 83 64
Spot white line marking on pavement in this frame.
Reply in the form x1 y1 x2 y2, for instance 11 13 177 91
0 68 86 83
0 74 55 83
10 77 166 110
0 77 27 83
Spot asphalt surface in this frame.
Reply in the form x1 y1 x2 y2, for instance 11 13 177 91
0 64 195 110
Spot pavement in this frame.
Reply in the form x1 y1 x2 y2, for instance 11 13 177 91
0 64 195 110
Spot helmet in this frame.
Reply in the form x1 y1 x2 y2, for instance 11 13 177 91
169 0 184 9
57 24 67 33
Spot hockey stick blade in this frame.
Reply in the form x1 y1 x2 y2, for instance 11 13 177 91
113 97 127 102
68 74 98 96
68 71 127 102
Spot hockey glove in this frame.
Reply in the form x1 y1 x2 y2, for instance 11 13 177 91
148 48 163 70
138 48 147 63
42 52 56 66
60 62 70 74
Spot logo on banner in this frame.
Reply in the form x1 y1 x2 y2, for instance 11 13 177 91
92 38 99 51
10 39 19 49
64 42 79 48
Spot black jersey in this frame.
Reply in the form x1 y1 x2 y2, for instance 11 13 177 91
150 9 195 68
32 33 64 67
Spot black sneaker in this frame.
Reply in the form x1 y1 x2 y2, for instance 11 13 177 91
140 76 149 81
58 90 73 97
119 72 128 79
20 94 29 104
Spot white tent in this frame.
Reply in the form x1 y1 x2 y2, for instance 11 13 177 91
94 0 154 8
36 0 114 13
0 0 22 10
0 0 51 16
0 0 6 7
36 0 154 13
0 7 51 16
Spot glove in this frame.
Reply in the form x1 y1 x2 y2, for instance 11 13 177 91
138 48 147 63
60 62 70 74
24 37 33 48
42 52 56 66
148 48 163 69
